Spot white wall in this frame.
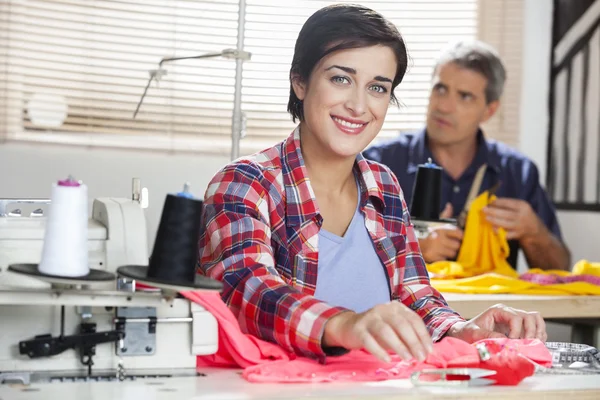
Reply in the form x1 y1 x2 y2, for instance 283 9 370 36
0 142 229 249
519 0 600 264
519 0 552 183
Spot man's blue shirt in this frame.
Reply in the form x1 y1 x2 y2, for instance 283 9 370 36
363 129 563 269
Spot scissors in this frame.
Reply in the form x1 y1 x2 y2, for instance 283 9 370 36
487 180 502 205
410 368 497 387
456 180 502 229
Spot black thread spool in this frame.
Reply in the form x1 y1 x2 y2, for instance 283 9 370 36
409 158 443 221
147 192 204 284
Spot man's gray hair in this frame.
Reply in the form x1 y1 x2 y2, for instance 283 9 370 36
434 40 506 103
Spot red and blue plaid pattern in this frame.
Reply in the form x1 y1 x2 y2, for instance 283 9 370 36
198 127 464 360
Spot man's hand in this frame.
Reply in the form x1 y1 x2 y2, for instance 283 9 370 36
447 304 547 343
483 197 570 270
483 198 544 241
419 203 464 263
323 302 434 363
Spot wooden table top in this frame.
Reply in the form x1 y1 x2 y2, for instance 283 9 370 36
1 369 599 400
444 293 600 319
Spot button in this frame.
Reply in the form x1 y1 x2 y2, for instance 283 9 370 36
453 185 460 193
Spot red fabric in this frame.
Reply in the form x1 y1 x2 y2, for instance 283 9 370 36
190 292 291 368
183 291 551 385
241 338 547 384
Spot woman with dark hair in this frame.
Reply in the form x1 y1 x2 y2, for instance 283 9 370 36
198 4 546 363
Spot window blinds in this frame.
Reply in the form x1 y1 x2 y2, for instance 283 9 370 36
243 0 478 152
3 0 240 154
477 0 524 147
1 0 480 156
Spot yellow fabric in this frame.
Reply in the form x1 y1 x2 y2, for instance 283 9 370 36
423 191 600 295
523 261 600 277
525 268 572 277
573 260 600 276
430 272 600 295
426 191 518 279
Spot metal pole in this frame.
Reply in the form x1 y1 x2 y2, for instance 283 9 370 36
230 0 247 161
113 317 192 324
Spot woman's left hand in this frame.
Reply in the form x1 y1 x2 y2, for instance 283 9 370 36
447 303 547 342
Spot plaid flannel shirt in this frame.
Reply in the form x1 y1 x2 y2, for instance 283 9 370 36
198 127 464 360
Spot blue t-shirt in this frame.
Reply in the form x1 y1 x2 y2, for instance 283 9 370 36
362 129 563 269
313 182 391 312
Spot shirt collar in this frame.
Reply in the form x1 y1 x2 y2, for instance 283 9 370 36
406 128 502 176
281 126 386 227
354 152 386 209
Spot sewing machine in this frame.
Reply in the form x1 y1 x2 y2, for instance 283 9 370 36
1 183 599 400
0 179 218 385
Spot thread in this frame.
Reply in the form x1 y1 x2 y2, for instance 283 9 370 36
38 176 89 277
147 187 203 284
409 158 443 221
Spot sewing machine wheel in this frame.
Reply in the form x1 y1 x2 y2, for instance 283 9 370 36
7 263 115 285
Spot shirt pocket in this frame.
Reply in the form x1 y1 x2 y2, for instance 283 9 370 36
376 234 407 300
286 220 320 293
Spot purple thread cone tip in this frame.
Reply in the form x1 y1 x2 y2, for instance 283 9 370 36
58 176 81 187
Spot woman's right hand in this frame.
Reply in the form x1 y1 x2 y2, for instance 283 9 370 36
322 302 434 363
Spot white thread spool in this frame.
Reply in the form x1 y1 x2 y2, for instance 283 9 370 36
38 176 89 277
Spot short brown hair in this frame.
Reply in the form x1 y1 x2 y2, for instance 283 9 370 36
287 4 408 122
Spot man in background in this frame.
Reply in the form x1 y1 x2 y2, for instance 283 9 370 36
363 40 570 271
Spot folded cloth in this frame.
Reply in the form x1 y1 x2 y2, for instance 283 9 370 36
573 260 600 276
520 271 600 286
430 272 600 295
182 291 551 385
520 261 600 286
